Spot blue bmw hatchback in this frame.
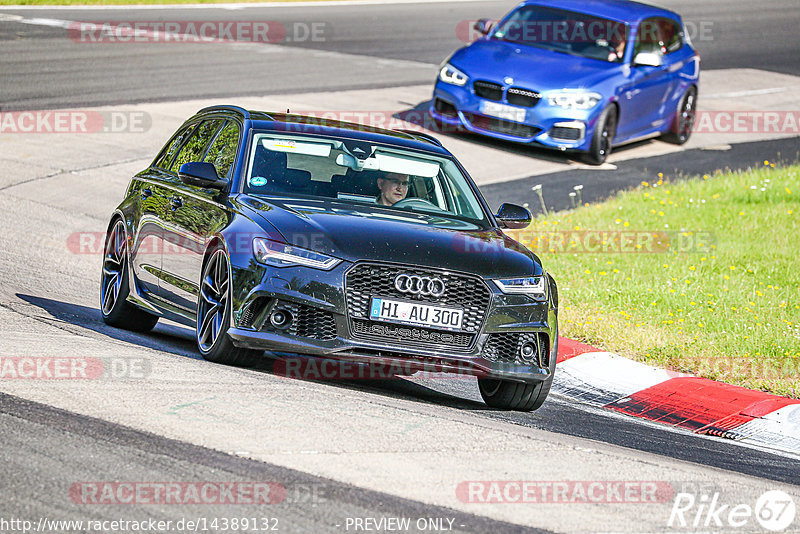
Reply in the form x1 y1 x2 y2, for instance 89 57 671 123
430 0 699 164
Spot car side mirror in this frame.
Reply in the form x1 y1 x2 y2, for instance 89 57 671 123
632 51 663 67
495 203 531 230
473 18 494 36
178 162 228 190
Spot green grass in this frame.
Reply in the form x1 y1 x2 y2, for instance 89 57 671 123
508 162 800 398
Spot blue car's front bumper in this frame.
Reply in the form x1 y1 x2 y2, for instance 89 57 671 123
431 80 603 152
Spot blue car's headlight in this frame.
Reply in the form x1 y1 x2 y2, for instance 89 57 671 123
439 63 469 86
253 238 340 270
493 276 547 300
547 91 602 110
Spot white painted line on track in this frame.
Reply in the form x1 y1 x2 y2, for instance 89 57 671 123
704 87 796 99
7 15 438 70
0 0 491 10
12 16 69 28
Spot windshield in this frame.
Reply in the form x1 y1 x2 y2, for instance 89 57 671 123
492 5 629 63
243 133 487 224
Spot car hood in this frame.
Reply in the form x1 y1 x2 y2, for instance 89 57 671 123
238 195 542 278
450 39 621 91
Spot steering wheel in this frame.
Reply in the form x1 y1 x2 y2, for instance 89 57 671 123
590 39 620 58
392 197 445 212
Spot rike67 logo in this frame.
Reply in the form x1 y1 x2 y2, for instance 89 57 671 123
669 490 796 532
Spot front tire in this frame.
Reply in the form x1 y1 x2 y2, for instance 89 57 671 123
479 328 558 412
583 105 617 165
196 246 261 367
662 86 697 145
100 219 159 332
478 373 553 412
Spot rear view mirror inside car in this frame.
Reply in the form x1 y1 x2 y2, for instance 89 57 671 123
335 151 440 177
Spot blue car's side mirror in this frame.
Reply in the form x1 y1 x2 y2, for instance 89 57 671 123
633 52 663 67
473 18 494 36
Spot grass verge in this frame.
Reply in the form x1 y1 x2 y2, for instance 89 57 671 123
508 162 799 398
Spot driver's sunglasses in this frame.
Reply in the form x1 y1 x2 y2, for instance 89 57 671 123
387 178 410 187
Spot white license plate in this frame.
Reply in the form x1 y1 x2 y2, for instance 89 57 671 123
480 101 526 123
369 298 464 331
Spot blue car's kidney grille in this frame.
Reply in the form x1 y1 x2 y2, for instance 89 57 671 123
345 263 491 348
506 87 541 107
473 80 503 101
463 113 541 139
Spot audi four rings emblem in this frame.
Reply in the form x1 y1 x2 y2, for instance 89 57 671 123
394 274 446 297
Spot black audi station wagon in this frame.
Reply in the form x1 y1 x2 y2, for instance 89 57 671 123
101 105 559 411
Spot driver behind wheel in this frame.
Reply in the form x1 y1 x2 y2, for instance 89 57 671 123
376 172 410 206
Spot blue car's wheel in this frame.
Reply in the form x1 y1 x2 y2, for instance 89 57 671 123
583 105 616 165
663 87 697 145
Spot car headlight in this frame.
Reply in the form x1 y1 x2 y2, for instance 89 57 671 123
253 238 340 270
547 91 602 110
493 276 547 300
439 63 469 86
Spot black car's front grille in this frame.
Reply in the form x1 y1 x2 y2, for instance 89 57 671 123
238 298 262 328
506 87 541 107
345 263 491 350
462 113 541 138
352 318 475 348
260 300 338 341
483 332 550 367
550 126 583 141
473 80 503 101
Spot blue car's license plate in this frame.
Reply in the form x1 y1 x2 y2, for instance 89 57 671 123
480 101 526 123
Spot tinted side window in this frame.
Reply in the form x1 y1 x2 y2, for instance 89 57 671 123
169 119 223 173
659 18 683 54
204 120 240 179
633 17 665 57
153 124 196 170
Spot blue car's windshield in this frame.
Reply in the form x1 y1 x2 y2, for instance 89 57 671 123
492 6 629 63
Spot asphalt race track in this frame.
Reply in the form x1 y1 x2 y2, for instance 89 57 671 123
1 0 799 109
0 0 799 532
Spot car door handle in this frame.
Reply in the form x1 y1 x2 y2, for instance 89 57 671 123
170 196 183 210
141 187 152 200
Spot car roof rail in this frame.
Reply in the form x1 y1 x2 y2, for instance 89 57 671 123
197 105 251 119
397 129 443 147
